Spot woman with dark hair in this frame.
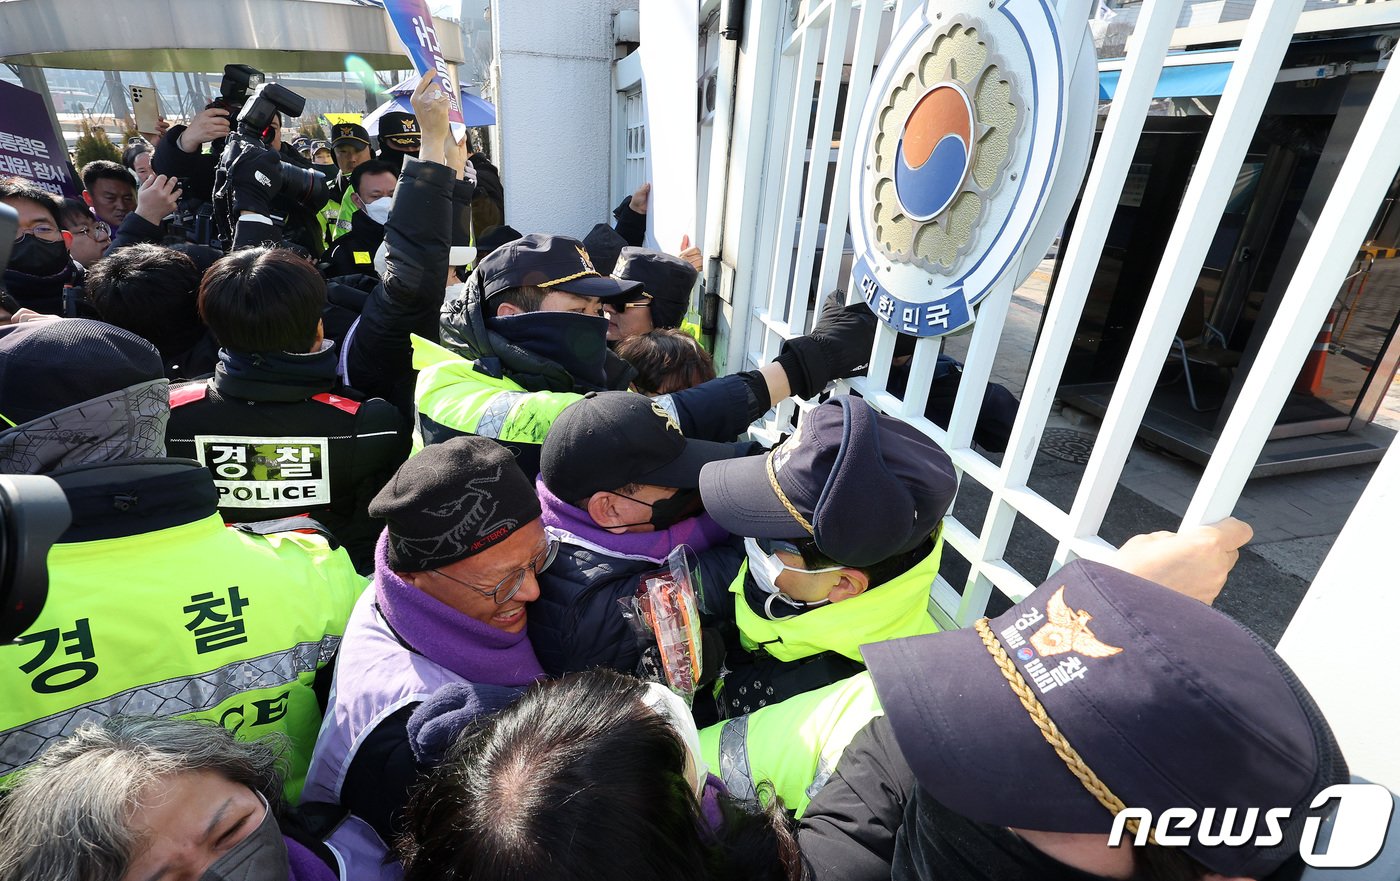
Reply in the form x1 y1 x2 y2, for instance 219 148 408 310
615 327 718 395
398 670 805 881
0 716 338 881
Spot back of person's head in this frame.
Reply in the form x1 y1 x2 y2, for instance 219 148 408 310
399 670 802 881
0 716 285 881
199 247 327 354
616 329 716 395
0 176 62 226
86 244 204 355
80 159 135 194
350 158 398 194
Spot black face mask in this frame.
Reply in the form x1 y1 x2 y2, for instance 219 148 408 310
9 235 71 279
613 487 704 531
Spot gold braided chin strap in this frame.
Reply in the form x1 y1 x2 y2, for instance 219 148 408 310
973 617 1152 842
765 452 814 535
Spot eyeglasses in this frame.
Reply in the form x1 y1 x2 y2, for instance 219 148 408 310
68 221 111 242
14 223 62 243
433 537 559 605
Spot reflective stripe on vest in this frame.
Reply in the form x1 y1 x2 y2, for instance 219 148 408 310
475 391 526 438
701 671 885 817
718 713 756 801
0 636 339 776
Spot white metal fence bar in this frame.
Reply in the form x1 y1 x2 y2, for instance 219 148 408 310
816 0 884 304
758 27 822 355
717 0 786 374
1054 0 1306 566
787 6 852 335
1184 57 1400 527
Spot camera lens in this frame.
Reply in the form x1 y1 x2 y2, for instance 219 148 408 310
278 162 329 209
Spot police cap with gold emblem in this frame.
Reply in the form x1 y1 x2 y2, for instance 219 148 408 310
541 390 739 503
330 123 371 149
476 233 642 302
863 559 1349 878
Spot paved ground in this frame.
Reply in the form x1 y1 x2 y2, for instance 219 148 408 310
934 260 1395 643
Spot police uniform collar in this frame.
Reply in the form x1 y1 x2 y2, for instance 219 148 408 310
48 459 220 543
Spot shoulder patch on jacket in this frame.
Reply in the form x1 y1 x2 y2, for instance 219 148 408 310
312 392 362 415
170 382 210 408
231 516 341 549
353 251 371 264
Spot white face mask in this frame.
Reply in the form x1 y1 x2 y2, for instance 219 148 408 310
444 281 468 301
640 681 709 797
363 196 393 225
743 536 840 619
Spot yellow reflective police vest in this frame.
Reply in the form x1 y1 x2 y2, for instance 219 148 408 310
729 531 944 663
700 672 884 816
0 514 366 800
410 335 581 453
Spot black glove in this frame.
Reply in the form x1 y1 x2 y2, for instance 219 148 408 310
226 136 283 217
775 298 879 399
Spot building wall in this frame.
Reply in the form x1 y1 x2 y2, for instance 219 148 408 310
489 0 637 236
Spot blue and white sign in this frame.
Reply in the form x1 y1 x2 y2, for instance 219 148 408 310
849 0 1077 337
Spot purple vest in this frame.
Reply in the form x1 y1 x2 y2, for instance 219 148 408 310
301 589 463 881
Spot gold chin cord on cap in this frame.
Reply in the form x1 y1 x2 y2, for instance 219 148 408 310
973 617 1153 842
765 451 814 535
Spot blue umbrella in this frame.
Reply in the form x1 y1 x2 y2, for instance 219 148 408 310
377 72 497 128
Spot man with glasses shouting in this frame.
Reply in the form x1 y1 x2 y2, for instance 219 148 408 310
301 435 555 880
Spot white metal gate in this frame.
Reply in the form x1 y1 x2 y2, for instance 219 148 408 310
701 0 1398 620
692 0 1400 784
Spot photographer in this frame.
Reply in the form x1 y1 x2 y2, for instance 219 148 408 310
152 64 262 207
215 83 330 255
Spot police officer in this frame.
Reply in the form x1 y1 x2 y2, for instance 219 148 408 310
796 558 1360 881
166 247 409 572
376 111 422 174
696 394 958 720
323 159 398 280
599 246 699 343
412 234 880 477
0 320 366 798
324 122 374 244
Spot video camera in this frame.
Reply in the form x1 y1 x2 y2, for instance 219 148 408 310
0 203 73 644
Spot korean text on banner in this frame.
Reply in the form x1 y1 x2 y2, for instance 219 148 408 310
0 82 80 199
381 0 466 141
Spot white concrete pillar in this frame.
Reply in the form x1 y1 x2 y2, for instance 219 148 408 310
489 0 637 237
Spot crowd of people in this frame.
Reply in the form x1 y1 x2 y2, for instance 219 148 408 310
0 65 1389 881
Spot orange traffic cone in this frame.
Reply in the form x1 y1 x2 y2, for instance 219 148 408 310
1293 308 1336 396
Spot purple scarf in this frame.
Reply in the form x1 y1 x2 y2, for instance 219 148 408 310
373 532 546 688
536 477 732 561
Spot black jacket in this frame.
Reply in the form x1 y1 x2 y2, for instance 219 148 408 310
529 529 744 678
342 157 462 416
323 210 386 280
798 715 915 881
438 265 767 445
153 124 218 203
165 346 408 572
